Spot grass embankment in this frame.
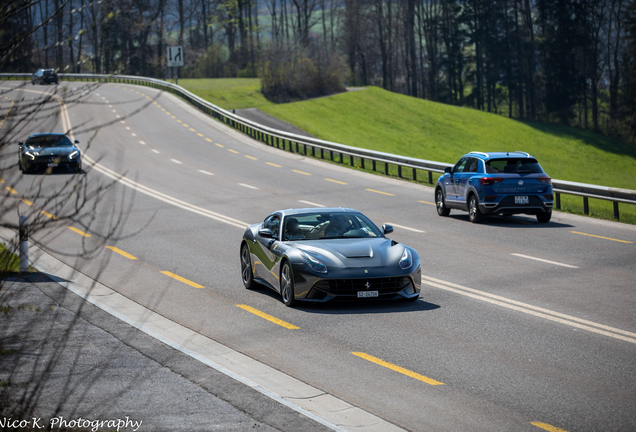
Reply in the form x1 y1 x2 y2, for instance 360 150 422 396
177 79 636 224
0 243 20 274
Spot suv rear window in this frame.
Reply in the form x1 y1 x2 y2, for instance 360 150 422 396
486 158 544 174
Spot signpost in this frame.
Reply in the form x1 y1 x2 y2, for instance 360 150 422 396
167 46 184 84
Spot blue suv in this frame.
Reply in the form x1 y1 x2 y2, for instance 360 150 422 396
435 152 554 223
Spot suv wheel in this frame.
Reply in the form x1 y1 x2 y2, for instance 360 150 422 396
436 189 450 216
468 194 483 223
537 212 551 223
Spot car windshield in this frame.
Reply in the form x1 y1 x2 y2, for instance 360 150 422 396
486 158 544 174
43 70 54 76
282 212 384 241
25 135 73 148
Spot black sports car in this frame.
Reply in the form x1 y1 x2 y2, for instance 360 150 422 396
18 133 82 173
240 208 421 306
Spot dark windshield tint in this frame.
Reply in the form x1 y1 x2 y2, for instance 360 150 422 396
486 158 544 174
26 135 73 148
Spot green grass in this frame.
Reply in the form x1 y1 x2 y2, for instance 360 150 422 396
177 78 273 110
177 80 636 223
0 244 20 274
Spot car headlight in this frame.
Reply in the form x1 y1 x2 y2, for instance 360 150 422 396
300 251 328 274
69 150 79 159
24 151 35 160
399 247 412 270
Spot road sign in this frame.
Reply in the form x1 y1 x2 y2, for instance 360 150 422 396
167 46 184 67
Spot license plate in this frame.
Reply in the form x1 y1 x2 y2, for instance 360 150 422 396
358 291 378 298
47 163 58 167
515 196 529 205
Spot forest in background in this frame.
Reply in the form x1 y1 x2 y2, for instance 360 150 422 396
1 0 636 143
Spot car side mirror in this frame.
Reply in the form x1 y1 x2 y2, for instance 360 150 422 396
382 224 394 235
444 166 452 175
18 141 23 146
258 228 273 239
74 140 80 144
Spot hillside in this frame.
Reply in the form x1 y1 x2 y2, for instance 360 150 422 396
178 79 636 222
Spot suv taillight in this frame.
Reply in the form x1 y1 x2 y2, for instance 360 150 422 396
538 177 552 184
480 177 503 185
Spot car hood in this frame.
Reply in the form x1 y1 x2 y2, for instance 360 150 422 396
22 147 77 156
293 238 404 268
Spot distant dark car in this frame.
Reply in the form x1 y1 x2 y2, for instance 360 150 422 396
435 151 554 223
240 208 421 306
18 133 82 174
31 69 58 85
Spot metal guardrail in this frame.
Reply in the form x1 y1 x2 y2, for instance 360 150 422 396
2 72 636 220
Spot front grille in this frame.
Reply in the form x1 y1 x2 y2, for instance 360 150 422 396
314 276 411 296
34 155 70 164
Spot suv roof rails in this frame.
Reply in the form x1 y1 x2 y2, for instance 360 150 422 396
513 151 530 157
469 151 489 158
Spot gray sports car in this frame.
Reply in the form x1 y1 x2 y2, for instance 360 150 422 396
18 133 82 173
240 208 421 306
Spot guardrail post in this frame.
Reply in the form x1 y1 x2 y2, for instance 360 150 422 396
555 192 561 210
398 165 402 178
412 169 417 181
428 171 433 184
613 202 619 220
583 197 589 215
19 215 28 272
384 162 389 175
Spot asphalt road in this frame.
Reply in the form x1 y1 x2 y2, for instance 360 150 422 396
1 80 635 432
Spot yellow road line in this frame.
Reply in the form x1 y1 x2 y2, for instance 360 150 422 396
41 211 57 220
205 138 213 142
292 170 311 176
352 352 444 385
190 128 196 132
22 199 33 206
419 200 436 206
183 124 190 128
0 178 4 183
106 246 138 260
176 119 182 123
216 143 225 148
68 226 91 237
531 422 569 432
237 305 300 330
161 271 204 288
366 188 394 196
245 155 258 160
325 178 348 185
228 149 239 154
197 133 204 137
6 187 17 194
267 162 282 167
570 231 632 244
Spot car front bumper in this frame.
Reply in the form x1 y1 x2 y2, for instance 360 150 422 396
291 263 422 303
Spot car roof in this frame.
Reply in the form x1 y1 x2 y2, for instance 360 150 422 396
277 207 359 217
466 151 534 160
